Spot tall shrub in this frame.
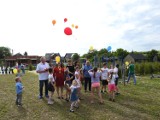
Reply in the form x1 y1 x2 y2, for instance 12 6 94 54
139 63 145 75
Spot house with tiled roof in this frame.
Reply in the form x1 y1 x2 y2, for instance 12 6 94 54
5 53 41 67
124 53 147 63
64 53 75 62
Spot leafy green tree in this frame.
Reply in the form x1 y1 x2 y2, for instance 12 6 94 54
24 51 28 56
147 49 158 61
0 46 12 59
72 53 80 62
115 48 128 58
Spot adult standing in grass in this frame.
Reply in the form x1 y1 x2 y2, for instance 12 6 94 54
54 62 65 99
83 61 92 92
127 61 136 85
36 56 49 99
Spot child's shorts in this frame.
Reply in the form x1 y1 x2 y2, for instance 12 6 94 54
92 82 100 88
108 84 115 92
101 80 108 86
48 82 55 92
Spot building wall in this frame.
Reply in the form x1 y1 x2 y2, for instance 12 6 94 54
124 55 135 63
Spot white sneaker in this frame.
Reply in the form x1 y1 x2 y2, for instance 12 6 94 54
48 100 54 104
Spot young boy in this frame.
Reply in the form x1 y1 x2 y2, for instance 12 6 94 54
101 63 109 93
15 77 24 106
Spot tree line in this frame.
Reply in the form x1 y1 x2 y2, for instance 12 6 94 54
0 46 160 63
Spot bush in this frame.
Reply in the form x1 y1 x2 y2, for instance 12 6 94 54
135 63 140 75
29 64 34 71
144 62 151 74
139 63 145 75
153 62 159 73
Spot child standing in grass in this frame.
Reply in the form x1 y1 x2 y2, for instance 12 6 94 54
15 77 24 106
48 68 55 104
107 72 116 102
75 66 83 100
70 80 80 112
88 67 103 104
64 70 73 102
101 63 109 93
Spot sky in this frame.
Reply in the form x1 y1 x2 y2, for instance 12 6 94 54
0 0 160 56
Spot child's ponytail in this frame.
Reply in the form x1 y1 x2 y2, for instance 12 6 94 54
93 67 97 78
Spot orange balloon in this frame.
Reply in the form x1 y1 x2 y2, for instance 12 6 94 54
75 25 78 29
52 20 56 25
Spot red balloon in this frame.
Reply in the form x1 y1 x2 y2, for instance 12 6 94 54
64 27 72 35
64 18 67 22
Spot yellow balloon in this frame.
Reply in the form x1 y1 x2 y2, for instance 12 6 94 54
13 69 18 74
125 61 129 66
55 56 60 63
71 24 74 28
89 46 93 51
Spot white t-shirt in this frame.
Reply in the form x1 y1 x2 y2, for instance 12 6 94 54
109 68 114 73
101 67 109 80
48 74 55 83
75 71 81 88
108 74 116 84
113 67 118 78
36 62 49 80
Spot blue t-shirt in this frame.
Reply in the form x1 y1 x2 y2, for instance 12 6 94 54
16 82 23 94
89 72 101 83
83 65 92 78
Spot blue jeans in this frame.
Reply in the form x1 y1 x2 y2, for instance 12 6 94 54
39 79 48 97
127 73 136 85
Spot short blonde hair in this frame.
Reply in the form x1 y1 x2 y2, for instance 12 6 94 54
15 77 20 82
72 80 78 86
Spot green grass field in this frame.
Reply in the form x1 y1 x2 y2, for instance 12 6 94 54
0 72 160 120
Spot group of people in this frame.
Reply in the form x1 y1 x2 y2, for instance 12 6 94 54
34 56 120 112
14 56 137 112
0 66 12 74
0 63 25 75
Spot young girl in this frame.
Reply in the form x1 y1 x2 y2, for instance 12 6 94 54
64 70 73 102
107 72 116 102
88 67 103 104
75 66 82 99
70 80 80 112
48 68 55 104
